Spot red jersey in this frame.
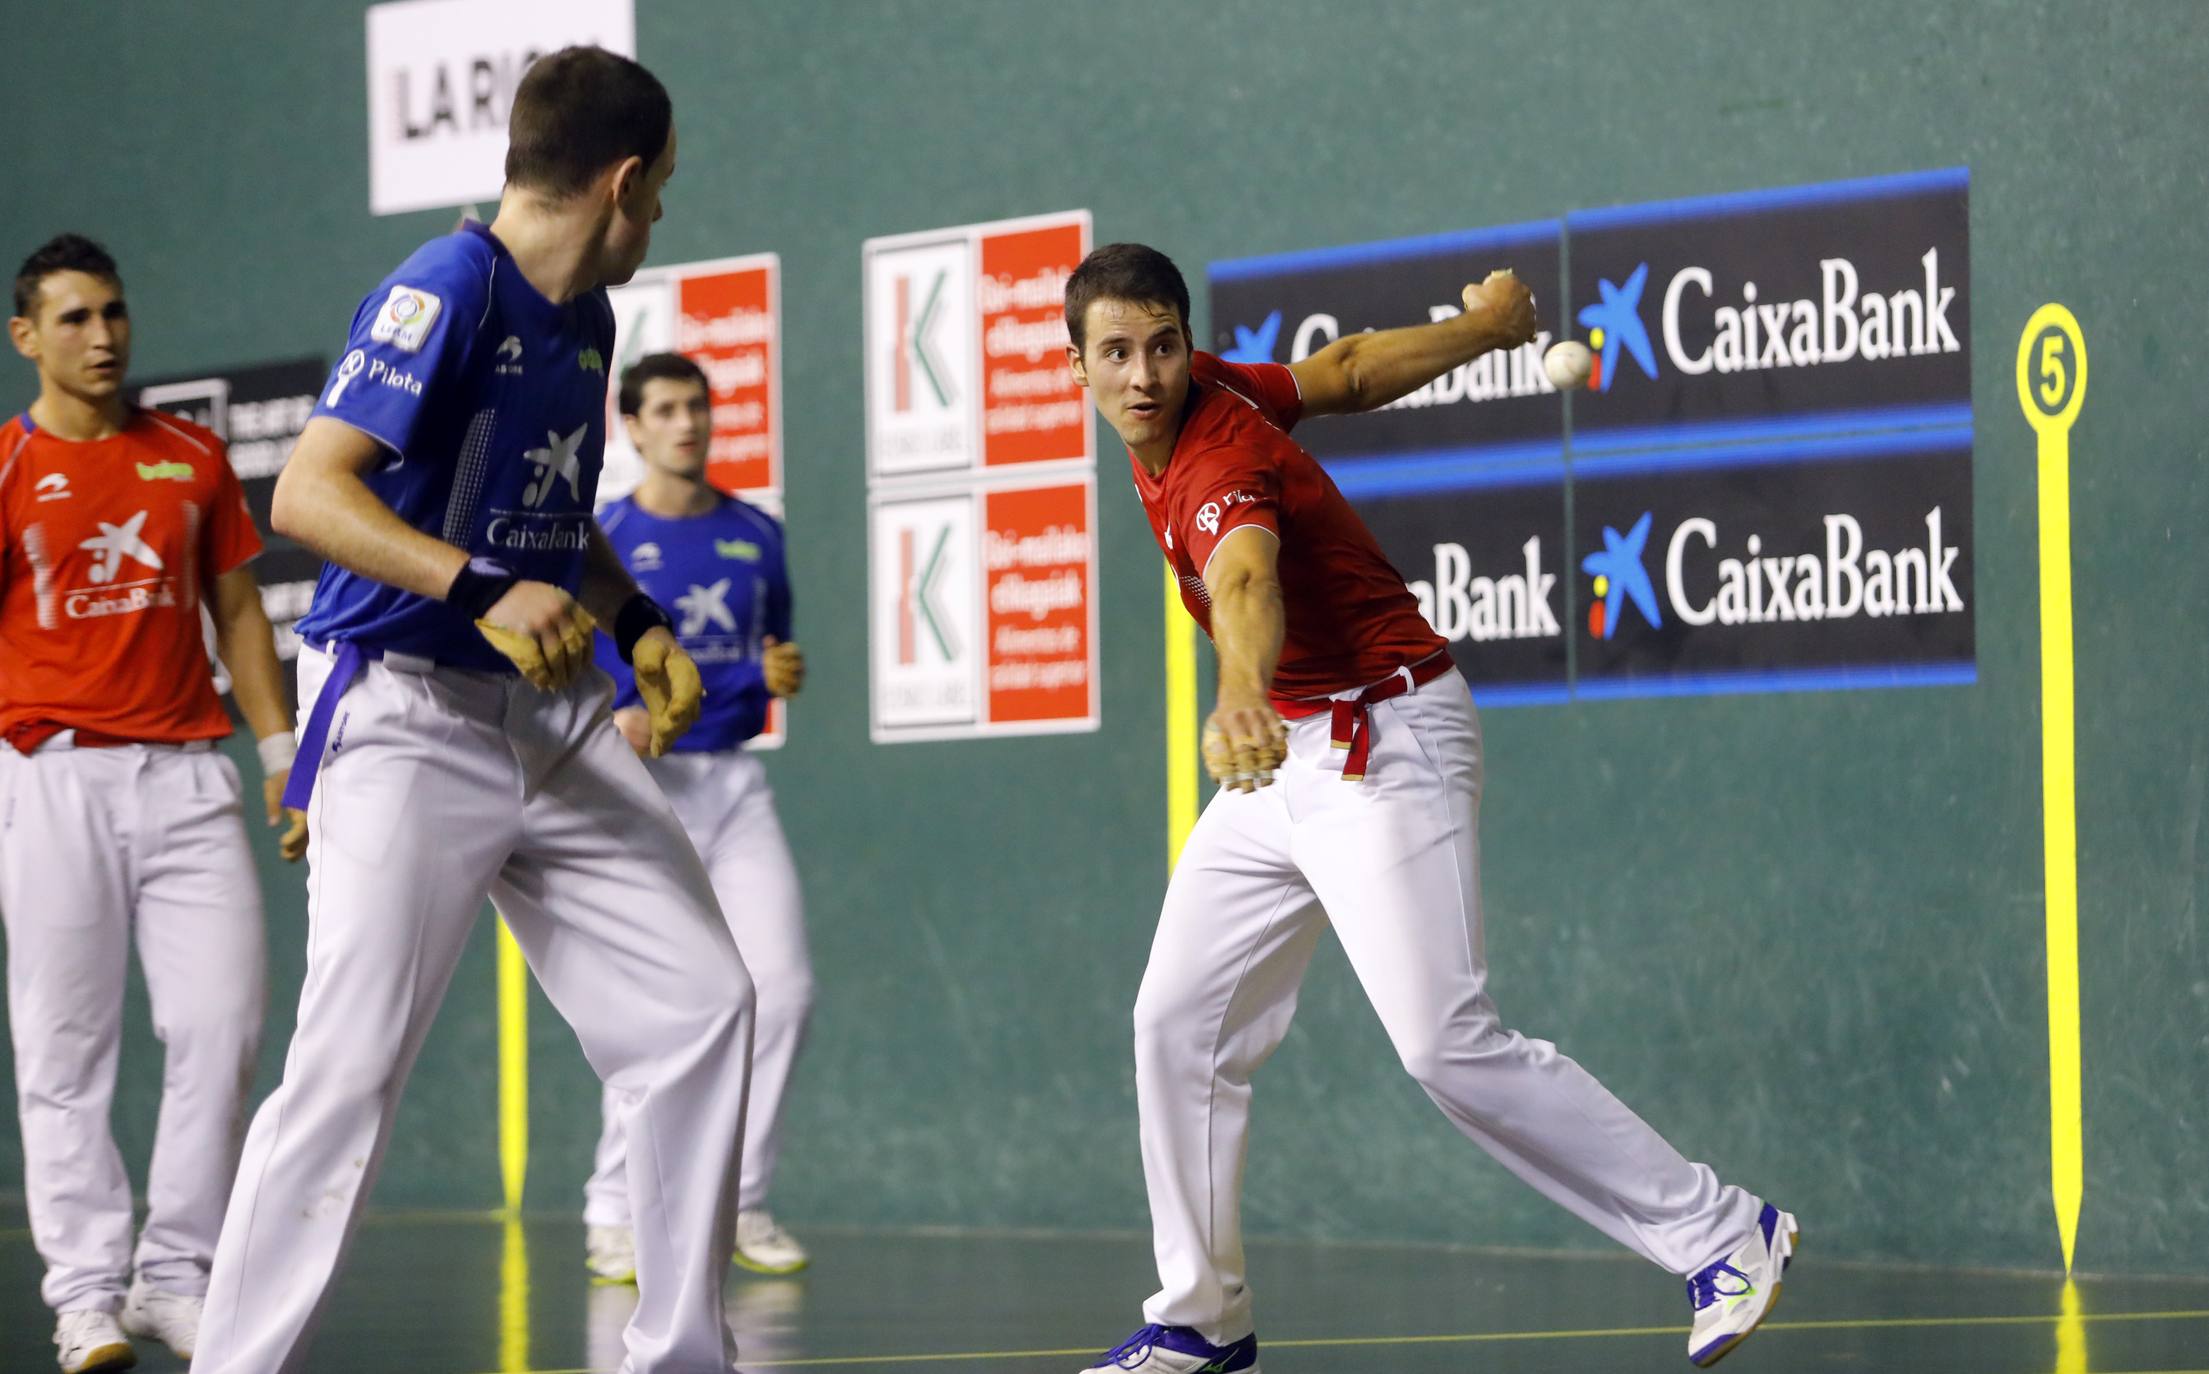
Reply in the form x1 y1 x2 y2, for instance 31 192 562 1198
0 409 263 744
1131 352 1446 702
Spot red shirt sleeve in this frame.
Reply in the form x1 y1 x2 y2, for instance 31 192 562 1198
1199 355 1305 432
1177 447 1281 579
202 446 264 578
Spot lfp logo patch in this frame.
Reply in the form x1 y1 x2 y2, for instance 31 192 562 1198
369 285 442 353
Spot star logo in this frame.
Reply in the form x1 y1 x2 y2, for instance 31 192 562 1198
1219 310 1282 364
521 424 588 508
79 509 164 584
1576 263 1659 393
675 578 737 636
1195 502 1221 535
1580 510 1663 639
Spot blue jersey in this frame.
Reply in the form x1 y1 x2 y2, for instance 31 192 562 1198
294 222 616 671
595 494 790 751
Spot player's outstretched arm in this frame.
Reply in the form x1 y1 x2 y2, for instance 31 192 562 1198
211 566 310 862
1288 269 1539 418
1202 526 1290 792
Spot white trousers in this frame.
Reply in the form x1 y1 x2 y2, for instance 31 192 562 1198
193 649 755 1374
1136 669 1758 1344
0 741 266 1313
586 750 812 1224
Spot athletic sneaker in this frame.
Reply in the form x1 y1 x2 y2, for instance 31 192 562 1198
119 1280 199 1359
53 1309 135 1373
1078 1324 1258 1373
1686 1202 1799 1366
586 1224 638 1284
732 1210 810 1275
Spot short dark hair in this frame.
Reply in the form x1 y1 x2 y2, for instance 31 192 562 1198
1064 242 1190 352
13 233 120 319
504 46 672 200
618 352 711 415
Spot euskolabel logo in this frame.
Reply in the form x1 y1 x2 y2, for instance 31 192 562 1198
1582 507 1967 639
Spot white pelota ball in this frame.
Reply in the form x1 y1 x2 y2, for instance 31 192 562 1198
1543 340 1593 391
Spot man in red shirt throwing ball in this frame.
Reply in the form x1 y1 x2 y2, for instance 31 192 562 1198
1064 244 1796 1373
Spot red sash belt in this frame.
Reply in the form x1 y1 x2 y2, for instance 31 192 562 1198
5 722 153 755
1271 652 1453 782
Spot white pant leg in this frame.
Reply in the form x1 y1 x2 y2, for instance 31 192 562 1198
583 1077 633 1229
494 683 752 1374
584 752 810 1222
129 749 266 1298
685 754 811 1212
0 746 136 1313
1135 782 1325 1346
195 655 523 1374
1289 671 1757 1275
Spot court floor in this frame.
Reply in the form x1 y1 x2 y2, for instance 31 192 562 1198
4 1208 2206 1373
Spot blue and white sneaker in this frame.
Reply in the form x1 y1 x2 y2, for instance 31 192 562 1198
1079 1323 1259 1373
1686 1203 1799 1366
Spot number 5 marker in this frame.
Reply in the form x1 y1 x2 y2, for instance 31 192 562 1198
2018 304 2087 1273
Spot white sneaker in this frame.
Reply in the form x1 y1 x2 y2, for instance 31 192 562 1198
1686 1203 1799 1366
733 1209 810 1274
586 1224 638 1284
53 1309 135 1373
119 1280 200 1360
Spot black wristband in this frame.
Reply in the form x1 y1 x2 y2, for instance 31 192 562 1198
447 557 519 620
614 593 674 664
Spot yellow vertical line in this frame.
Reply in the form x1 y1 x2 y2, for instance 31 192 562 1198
2054 1277 2088 1374
499 1211 531 1373
2038 429 2084 1273
496 915 529 1215
1164 562 1199 868
2020 305 2088 1273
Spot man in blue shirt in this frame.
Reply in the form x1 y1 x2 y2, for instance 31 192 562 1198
581 353 814 1282
193 49 756 1374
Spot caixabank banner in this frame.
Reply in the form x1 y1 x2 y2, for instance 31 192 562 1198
1205 167 1973 705
1560 167 1973 697
1565 168 1970 452
1572 431 1974 695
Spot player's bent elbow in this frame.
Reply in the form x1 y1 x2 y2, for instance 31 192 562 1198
269 464 311 541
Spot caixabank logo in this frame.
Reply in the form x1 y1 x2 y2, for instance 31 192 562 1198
1564 169 1970 437
1571 432 1976 694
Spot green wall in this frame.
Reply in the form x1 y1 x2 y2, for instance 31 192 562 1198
2 0 2204 1278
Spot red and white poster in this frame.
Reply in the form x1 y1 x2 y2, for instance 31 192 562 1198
864 210 1092 483
869 476 1099 742
982 481 1095 726
864 211 1097 743
604 252 781 508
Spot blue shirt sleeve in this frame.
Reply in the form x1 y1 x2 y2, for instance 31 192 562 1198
310 237 490 459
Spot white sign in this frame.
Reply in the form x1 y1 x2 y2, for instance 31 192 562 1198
870 492 981 735
863 234 979 479
366 0 636 216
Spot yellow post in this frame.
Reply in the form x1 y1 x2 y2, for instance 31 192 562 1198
1164 562 1200 868
496 915 529 1215
2017 304 2088 1273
